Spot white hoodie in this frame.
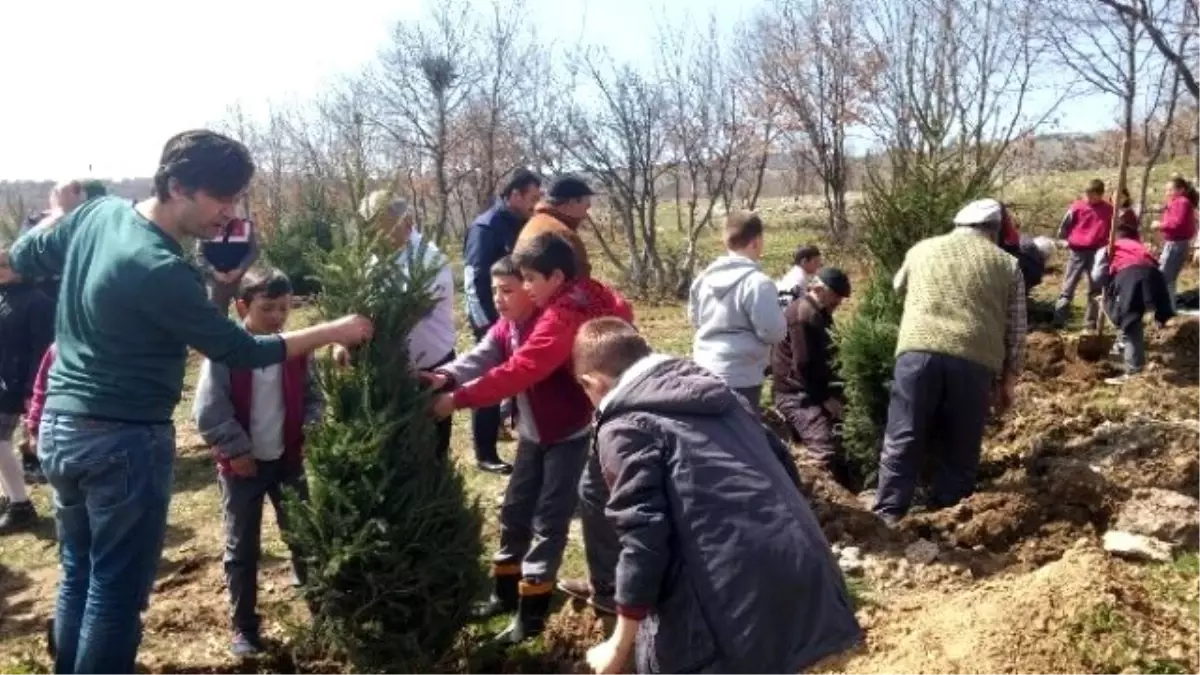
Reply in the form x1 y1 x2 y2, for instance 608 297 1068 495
687 253 788 388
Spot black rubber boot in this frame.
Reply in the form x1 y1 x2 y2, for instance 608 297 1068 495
471 574 519 622
493 591 551 645
0 500 36 534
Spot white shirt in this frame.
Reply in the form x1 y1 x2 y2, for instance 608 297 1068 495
249 364 286 461
395 231 457 369
776 266 809 293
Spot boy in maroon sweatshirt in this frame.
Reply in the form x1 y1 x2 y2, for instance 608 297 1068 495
430 233 633 644
192 268 324 657
1054 179 1114 328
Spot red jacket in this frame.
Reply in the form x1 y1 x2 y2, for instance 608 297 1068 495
451 278 634 441
1066 199 1114 250
1160 194 1197 242
1110 237 1159 276
218 356 310 476
26 343 56 437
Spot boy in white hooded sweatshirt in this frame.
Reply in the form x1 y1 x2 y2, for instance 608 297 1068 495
688 211 787 411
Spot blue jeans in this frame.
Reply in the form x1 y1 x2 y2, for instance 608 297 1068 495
38 413 176 674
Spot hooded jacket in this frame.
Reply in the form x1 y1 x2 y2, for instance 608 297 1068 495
688 253 787 388
595 356 862 674
450 277 633 416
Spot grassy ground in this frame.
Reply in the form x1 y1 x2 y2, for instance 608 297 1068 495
0 156 1196 673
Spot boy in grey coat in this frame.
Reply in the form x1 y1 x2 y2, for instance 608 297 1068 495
192 269 324 657
688 211 787 409
574 317 862 674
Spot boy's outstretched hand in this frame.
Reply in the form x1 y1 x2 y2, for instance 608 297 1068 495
419 371 449 390
431 393 456 419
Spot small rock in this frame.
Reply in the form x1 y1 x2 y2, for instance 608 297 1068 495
1113 488 1200 548
1168 645 1187 660
838 557 865 576
905 538 939 565
841 546 862 561
1103 530 1174 562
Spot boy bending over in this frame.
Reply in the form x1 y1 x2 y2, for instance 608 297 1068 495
574 317 862 674
193 268 324 657
429 234 632 644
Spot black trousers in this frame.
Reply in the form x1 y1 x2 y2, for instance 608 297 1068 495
430 350 456 461
873 351 992 520
470 326 503 463
776 394 850 487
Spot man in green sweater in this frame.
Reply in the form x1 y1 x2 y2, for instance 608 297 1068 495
873 198 1027 526
10 130 374 675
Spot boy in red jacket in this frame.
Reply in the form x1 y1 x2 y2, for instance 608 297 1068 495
1054 179 1114 328
192 268 324 657
430 233 633 644
1092 218 1175 384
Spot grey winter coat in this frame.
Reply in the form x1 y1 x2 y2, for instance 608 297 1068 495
688 253 787 388
595 356 862 674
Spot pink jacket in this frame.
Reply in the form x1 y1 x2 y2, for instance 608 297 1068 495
26 343 56 437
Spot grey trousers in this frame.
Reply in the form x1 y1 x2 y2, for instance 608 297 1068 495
776 394 849 487
873 352 992 521
1055 248 1100 326
218 460 309 634
495 435 589 583
1160 239 1192 310
578 444 620 594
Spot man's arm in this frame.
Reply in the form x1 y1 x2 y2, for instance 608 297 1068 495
1001 266 1027 380
192 359 254 460
451 309 578 410
142 260 367 369
463 226 500 328
747 276 788 345
597 420 672 621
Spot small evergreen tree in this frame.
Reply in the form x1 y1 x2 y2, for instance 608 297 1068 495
836 159 994 486
285 219 485 670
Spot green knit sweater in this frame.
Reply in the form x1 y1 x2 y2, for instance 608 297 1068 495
895 230 1017 373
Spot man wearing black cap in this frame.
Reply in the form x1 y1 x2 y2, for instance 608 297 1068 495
516 174 594 278
771 267 853 489
462 169 543 474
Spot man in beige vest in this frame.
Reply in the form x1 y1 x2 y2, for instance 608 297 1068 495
873 199 1027 525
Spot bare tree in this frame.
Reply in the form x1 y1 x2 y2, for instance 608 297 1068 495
1135 6 1192 212
658 16 747 293
1099 0 1200 178
750 0 879 240
553 47 673 293
863 0 1064 190
367 0 479 243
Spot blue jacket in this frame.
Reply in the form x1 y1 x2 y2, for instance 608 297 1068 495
463 200 526 330
595 356 862 673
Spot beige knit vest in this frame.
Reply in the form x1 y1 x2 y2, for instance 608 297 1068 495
895 231 1016 373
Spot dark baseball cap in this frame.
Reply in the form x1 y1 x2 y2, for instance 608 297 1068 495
547 174 595 201
817 267 851 298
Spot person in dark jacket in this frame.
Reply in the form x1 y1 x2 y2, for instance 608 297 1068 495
0 248 55 533
573 317 862 675
772 267 853 489
1092 219 1175 384
463 168 542 474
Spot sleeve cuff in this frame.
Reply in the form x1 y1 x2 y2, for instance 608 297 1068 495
616 604 650 620
451 387 472 410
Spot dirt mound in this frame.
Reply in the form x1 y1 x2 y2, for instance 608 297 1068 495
1153 317 1200 373
1020 332 1118 382
842 542 1198 674
1024 332 1068 377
